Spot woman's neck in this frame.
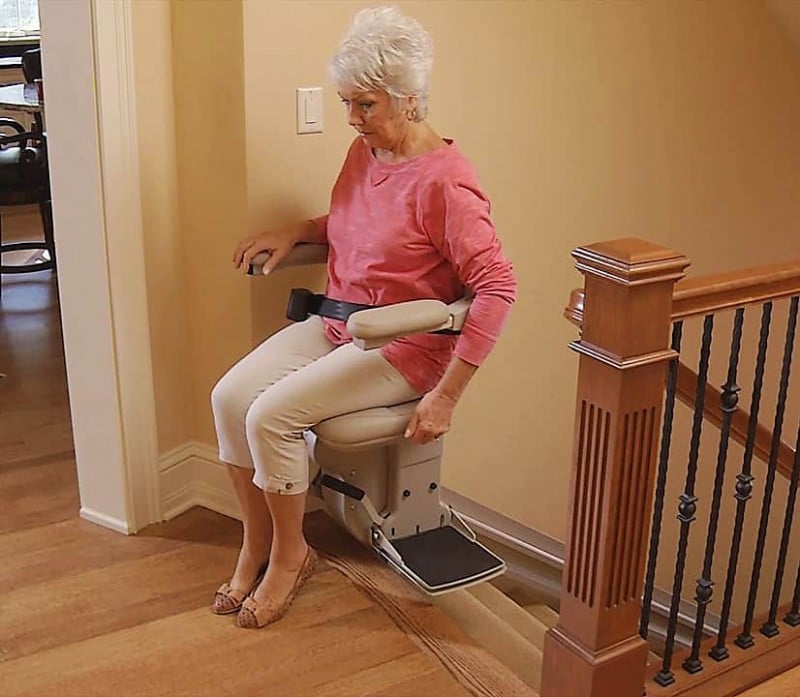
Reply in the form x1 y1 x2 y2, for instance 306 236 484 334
374 122 445 164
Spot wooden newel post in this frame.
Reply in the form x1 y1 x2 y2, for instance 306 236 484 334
541 239 689 697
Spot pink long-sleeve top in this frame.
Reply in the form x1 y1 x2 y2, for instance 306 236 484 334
313 137 517 394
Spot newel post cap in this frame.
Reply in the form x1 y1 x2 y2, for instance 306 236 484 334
573 238 690 287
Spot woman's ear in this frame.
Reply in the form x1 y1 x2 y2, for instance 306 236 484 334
405 95 419 121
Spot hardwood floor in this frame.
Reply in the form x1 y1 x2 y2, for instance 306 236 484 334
739 664 800 697
0 268 77 534
0 270 471 696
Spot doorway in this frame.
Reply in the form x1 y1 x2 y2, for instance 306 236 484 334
4 0 162 535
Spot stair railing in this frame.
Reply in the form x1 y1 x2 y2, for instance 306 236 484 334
541 239 690 697
543 240 800 697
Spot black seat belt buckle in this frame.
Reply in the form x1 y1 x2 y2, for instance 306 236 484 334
286 288 316 322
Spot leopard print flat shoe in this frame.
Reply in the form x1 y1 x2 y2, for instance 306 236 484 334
235 548 318 628
212 561 268 615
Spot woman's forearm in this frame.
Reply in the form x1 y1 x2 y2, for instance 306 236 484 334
297 216 328 244
431 355 478 404
405 355 477 443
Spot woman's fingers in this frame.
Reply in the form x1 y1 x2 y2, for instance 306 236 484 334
404 410 420 440
260 243 291 276
234 234 292 273
405 392 455 444
239 238 282 274
240 243 266 273
234 238 262 269
405 408 446 444
233 239 250 266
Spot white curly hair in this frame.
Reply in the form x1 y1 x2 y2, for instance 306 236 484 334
327 6 434 121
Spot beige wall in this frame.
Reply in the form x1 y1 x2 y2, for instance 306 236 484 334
170 0 251 446
239 0 800 540
136 0 800 543
131 0 192 453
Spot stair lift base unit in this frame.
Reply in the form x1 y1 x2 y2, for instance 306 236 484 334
310 411 506 596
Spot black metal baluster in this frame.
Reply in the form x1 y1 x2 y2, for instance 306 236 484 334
683 309 745 673
655 314 714 687
785 457 800 625
711 302 772 661
737 296 799 647
640 321 684 640
761 297 800 636
764 422 800 632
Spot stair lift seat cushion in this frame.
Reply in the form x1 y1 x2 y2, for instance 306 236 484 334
313 400 419 451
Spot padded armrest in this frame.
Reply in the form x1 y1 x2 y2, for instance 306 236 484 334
347 296 471 350
247 243 328 275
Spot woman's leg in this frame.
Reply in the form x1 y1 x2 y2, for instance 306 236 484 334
225 464 272 588
210 317 334 605
259 489 309 602
240 342 419 624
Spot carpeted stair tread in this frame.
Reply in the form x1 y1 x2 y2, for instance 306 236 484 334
431 586 543 691
467 582 550 652
490 578 552 609
523 603 559 629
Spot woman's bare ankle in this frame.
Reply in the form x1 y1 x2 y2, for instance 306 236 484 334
230 542 270 589
270 540 308 570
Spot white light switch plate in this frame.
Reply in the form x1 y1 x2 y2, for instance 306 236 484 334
297 87 323 134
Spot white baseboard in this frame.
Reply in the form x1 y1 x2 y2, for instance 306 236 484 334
79 507 131 534
158 441 323 524
158 441 239 521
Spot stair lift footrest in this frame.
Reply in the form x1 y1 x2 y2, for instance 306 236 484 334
388 525 505 594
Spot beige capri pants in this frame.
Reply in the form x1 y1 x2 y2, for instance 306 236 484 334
211 316 420 494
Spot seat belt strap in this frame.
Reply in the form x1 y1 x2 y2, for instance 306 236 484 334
287 288 374 322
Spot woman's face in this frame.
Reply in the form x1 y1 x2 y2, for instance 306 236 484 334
338 88 413 152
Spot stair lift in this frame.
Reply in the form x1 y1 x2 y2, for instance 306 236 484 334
247 243 506 594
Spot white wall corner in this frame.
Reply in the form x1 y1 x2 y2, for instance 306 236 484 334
79 507 131 534
90 0 162 531
158 441 239 521
188 442 242 520
158 441 324 524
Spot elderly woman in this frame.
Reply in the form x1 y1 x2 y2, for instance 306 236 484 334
210 6 516 629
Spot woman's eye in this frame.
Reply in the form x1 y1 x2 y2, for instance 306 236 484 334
360 103 374 110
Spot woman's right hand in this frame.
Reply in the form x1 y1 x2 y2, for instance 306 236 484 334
233 229 299 276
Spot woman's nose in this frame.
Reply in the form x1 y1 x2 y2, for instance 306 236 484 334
347 104 363 126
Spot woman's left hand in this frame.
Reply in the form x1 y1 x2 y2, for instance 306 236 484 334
405 390 457 444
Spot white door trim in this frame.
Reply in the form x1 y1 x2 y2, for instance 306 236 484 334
39 0 160 532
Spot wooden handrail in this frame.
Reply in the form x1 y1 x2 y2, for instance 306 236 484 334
565 259 800 326
672 260 800 320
